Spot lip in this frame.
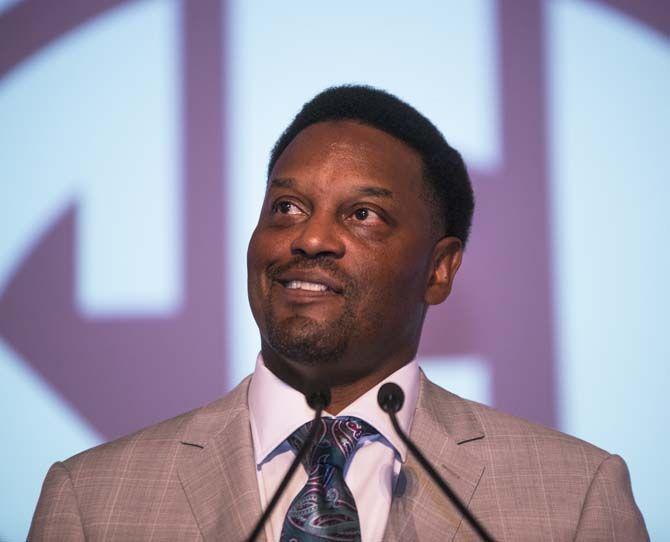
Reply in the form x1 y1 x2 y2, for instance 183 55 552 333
272 283 339 303
273 270 345 294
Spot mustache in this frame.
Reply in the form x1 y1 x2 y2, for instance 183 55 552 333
267 256 356 294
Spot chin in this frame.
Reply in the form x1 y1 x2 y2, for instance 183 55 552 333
266 315 349 366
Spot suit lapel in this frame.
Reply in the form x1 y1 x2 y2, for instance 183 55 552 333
384 373 486 542
177 377 264 542
174 372 486 541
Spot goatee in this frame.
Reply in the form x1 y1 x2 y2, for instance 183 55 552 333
264 257 358 365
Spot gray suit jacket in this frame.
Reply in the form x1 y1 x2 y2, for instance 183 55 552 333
29 373 648 541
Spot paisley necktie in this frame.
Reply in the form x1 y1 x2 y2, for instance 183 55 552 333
280 416 376 542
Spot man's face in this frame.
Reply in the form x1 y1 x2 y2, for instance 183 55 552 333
247 120 451 386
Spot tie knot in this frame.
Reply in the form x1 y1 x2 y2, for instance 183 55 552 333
288 416 376 470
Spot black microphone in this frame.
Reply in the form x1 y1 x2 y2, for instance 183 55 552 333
246 387 331 542
378 383 496 542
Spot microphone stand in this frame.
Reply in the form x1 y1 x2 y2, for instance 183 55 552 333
379 383 496 542
245 389 330 542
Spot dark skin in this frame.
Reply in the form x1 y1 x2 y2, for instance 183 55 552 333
247 120 463 414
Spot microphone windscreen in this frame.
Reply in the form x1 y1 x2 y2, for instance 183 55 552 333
378 382 405 413
306 388 331 411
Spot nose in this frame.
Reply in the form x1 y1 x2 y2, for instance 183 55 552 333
290 212 345 259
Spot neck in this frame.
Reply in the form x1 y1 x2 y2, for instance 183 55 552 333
261 342 417 414
325 366 406 414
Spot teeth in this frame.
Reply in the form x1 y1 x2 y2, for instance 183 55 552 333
285 280 328 292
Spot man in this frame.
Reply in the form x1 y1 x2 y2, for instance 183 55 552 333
30 85 648 541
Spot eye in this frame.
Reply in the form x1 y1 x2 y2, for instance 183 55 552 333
350 207 383 224
272 200 302 215
354 208 369 220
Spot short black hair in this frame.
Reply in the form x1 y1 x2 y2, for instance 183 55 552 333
267 84 475 246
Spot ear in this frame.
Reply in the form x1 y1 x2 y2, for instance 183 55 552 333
424 236 463 305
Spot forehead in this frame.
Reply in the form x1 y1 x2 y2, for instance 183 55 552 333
269 120 424 194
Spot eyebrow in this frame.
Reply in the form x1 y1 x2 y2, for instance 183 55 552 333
356 186 394 199
269 177 294 189
269 177 394 199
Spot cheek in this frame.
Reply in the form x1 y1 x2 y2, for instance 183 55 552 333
247 227 281 275
378 242 429 285
349 263 425 347
355 254 428 310
247 227 293 312
247 231 271 315
246 234 262 287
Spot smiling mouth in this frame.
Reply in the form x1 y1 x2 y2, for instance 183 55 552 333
284 280 329 292
276 280 339 299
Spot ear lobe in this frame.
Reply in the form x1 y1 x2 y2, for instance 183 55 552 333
424 236 463 305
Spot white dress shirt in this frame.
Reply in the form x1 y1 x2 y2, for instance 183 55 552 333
248 353 419 542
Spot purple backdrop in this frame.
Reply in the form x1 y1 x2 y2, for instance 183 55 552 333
0 0 667 443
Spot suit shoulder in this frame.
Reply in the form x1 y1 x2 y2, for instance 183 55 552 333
62 408 192 472
62 375 251 475
465 394 609 462
421 375 610 464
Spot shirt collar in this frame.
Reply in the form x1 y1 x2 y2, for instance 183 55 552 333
248 353 420 465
